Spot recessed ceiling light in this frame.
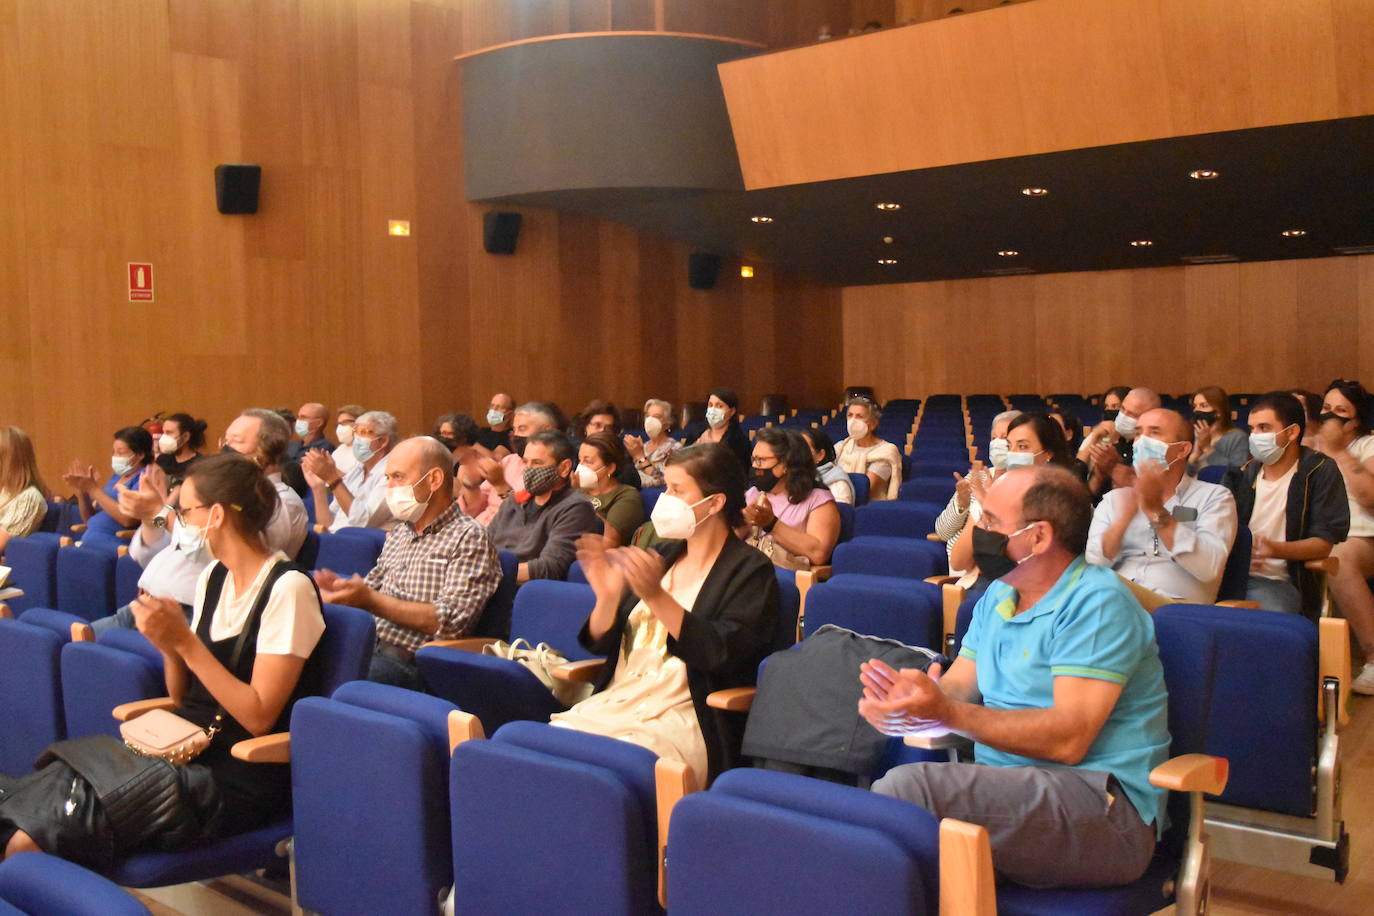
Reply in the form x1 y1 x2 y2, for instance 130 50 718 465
877 258 898 265
1189 169 1220 180
750 215 774 223
882 236 894 244
996 250 1020 257
875 202 902 211
1130 239 1154 247
740 265 755 278
1021 187 1049 197
1281 229 1307 237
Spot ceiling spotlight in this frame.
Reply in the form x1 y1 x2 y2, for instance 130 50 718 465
882 236 894 244
1130 239 1154 247
750 215 774 223
996 250 1020 257
1020 187 1049 197
877 258 898 265
875 202 902 211
1281 229 1307 237
1188 169 1220 180
740 265 755 278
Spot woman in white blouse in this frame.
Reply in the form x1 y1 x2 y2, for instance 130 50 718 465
0 426 49 553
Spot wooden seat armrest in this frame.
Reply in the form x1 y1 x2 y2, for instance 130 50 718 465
925 532 942 541
115 529 135 540
794 566 832 590
903 730 973 751
447 710 485 754
421 637 498 653
655 757 699 909
1305 556 1339 575
312 523 327 533
1318 617 1351 725
939 819 997 916
0 604 11 620
59 536 75 547
231 732 291 764
1149 753 1228 795
69 524 87 536
706 687 756 712
1216 600 1261 609
923 575 958 586
70 622 94 642
551 658 607 683
939 583 965 647
112 697 177 722
117 545 129 557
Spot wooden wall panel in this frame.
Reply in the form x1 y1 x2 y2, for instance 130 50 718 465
841 256 1374 400
721 0 1374 188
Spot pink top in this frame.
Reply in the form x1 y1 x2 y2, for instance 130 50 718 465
744 485 835 530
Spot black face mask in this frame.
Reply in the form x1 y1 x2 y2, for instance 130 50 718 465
971 526 1018 581
752 467 779 492
511 435 528 457
1191 410 1218 425
1102 409 1119 422
221 444 238 456
438 437 459 452
1318 412 1346 425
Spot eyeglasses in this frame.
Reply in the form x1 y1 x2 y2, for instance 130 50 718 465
174 504 210 525
750 457 780 469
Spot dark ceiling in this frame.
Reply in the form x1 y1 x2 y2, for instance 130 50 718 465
483 115 1374 286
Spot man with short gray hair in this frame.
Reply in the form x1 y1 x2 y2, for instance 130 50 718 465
303 409 397 531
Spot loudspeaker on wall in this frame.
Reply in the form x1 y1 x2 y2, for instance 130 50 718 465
688 252 721 290
214 164 261 215
483 212 523 254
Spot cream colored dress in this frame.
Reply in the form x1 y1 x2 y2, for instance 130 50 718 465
551 564 708 783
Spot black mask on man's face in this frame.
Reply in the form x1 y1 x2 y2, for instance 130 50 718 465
511 435 528 458
971 526 1018 581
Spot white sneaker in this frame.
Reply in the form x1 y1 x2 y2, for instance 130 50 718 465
1353 662 1374 695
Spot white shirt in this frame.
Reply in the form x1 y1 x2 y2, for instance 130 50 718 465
1344 436 1374 537
328 452 393 532
1250 463 1296 580
268 473 308 558
332 442 359 476
191 551 324 658
1086 475 1238 604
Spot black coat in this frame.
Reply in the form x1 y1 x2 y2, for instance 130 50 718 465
682 418 752 472
1222 448 1350 618
578 534 779 783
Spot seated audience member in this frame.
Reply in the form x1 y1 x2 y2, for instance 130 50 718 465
575 432 644 546
433 412 485 465
1312 379 1374 692
1187 386 1248 472
554 443 780 784
1079 387 1162 496
488 429 600 583
0 454 326 866
801 427 855 505
476 391 517 455
684 387 752 471
287 403 333 461
947 413 1071 589
863 465 1170 890
154 413 208 487
0 426 49 552
1221 392 1349 615
1086 408 1237 605
457 455 506 526
303 410 396 532
935 410 1022 577
742 428 839 571
1291 389 1323 449
316 437 501 691
624 398 681 487
835 396 903 500
331 404 365 476
497 401 566 493
574 400 639 488
93 409 309 633
1050 407 1090 481
1100 385 1131 423
62 425 154 546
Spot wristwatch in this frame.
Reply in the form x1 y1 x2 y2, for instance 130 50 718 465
151 505 173 530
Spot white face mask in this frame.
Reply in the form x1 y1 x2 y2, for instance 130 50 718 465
486 408 507 428
574 464 601 490
987 437 1011 470
643 416 664 439
157 434 179 455
846 417 869 440
112 455 133 476
651 493 714 539
336 424 355 446
1003 449 1041 470
1114 411 1139 438
385 475 433 524
353 435 376 463
175 519 215 565
295 419 312 437
705 406 727 429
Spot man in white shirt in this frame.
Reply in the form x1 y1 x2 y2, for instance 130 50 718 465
1086 408 1237 604
304 410 396 532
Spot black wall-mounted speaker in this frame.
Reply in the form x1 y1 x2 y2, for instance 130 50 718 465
483 211 523 254
688 252 721 290
214 164 261 215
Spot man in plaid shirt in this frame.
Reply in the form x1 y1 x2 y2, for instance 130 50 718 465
316 437 501 689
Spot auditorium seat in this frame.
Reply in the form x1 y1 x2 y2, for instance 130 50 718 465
804 577 944 650
0 853 150 916
61 628 164 740
2 532 61 615
469 550 520 642
0 608 87 776
848 472 871 506
55 541 119 621
854 501 944 540
314 529 384 578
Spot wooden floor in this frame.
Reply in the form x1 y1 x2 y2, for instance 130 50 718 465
126 698 1374 915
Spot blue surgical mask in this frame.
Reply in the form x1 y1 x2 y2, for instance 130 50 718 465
705 406 727 429
112 455 133 476
1132 435 1179 472
1249 430 1289 466
352 435 376 463
294 419 311 437
486 408 506 427
1114 411 1139 438
1003 450 1040 470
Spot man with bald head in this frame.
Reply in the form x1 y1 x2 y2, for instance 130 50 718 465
316 436 502 689
284 402 333 497
1087 408 1237 604
863 465 1171 889
1080 387 1163 496
477 391 517 456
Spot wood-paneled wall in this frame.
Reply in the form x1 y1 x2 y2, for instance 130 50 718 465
840 255 1374 398
0 0 844 487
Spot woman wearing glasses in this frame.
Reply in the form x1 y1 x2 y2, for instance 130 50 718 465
741 427 840 571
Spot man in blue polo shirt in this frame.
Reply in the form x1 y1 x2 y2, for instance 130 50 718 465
861 464 1170 889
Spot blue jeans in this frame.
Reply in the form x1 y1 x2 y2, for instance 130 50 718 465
1246 575 1302 614
367 649 426 692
